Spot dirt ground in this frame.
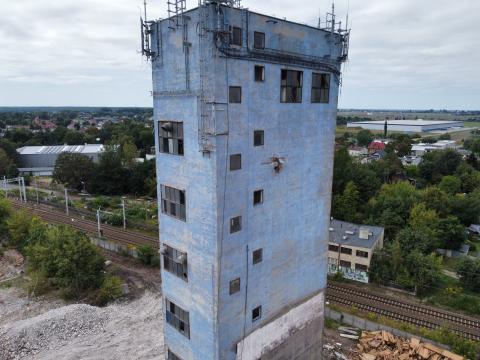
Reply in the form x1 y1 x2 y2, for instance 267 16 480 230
0 250 355 360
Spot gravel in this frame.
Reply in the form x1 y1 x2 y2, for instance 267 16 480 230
0 290 164 360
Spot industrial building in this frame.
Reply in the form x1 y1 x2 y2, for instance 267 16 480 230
327 220 384 283
347 120 464 133
143 0 349 359
16 144 104 176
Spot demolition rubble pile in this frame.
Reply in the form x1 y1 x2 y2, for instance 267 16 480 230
357 331 464 360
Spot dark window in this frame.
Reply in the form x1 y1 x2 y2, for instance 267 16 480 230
230 26 242 46
230 154 242 171
230 216 242 233
339 260 351 268
252 306 262 321
356 250 369 258
253 130 264 146
229 278 241 295
311 73 330 103
254 31 265 49
356 263 368 271
168 350 182 360
253 248 263 265
340 246 352 255
328 244 339 252
161 185 186 221
165 299 190 338
229 86 242 103
158 121 184 155
280 70 303 103
253 189 263 205
254 65 265 82
162 244 188 281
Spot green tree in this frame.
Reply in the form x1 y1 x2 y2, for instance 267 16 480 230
366 182 419 239
437 216 465 250
356 130 375 147
404 251 442 294
332 181 360 222
0 148 17 177
7 211 45 251
27 225 105 296
121 141 139 169
439 175 461 195
456 257 480 293
87 146 127 195
421 186 451 217
0 199 11 236
53 152 94 191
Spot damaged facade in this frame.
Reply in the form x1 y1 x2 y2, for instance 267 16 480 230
145 1 348 359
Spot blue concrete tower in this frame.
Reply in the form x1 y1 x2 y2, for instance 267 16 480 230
143 1 349 359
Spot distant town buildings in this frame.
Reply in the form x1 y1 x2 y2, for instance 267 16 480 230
328 219 384 283
411 140 457 156
16 144 104 176
347 119 464 133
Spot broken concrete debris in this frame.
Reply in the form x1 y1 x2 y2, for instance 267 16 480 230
357 331 464 360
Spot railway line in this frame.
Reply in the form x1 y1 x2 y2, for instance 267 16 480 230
10 200 159 250
327 282 480 341
7 199 480 341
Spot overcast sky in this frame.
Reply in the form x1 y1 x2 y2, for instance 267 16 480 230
0 0 479 109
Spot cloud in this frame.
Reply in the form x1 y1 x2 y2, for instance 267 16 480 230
0 0 478 108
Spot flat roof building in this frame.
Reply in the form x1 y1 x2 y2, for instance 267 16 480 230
347 120 464 133
145 1 349 359
328 219 384 283
16 144 104 176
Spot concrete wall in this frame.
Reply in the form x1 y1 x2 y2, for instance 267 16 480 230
151 4 344 359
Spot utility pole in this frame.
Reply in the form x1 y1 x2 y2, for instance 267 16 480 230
97 209 101 237
64 188 69 215
2 176 6 199
35 178 39 204
21 177 27 203
121 198 126 229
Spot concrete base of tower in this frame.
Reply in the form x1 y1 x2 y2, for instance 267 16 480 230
235 290 325 360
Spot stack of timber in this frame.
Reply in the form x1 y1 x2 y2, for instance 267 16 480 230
357 331 464 360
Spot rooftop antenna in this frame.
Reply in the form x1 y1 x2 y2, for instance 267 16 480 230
143 0 148 21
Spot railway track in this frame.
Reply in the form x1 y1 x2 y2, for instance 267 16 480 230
10 200 159 250
326 282 480 341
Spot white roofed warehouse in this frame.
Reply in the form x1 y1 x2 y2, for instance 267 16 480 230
16 144 104 176
347 120 463 133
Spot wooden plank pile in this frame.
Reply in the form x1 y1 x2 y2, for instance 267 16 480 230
357 331 464 360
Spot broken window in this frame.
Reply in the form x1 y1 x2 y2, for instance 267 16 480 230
230 216 242 233
254 31 265 49
229 278 241 295
253 189 263 205
253 130 264 146
162 244 188 281
281 69 303 103
158 121 184 155
230 26 242 46
229 86 242 103
340 246 352 255
167 350 182 360
161 185 186 221
355 263 368 271
328 244 339 252
356 250 369 258
340 260 352 268
254 65 265 82
253 248 263 265
311 73 330 103
230 154 242 171
165 299 190 339
252 305 262 321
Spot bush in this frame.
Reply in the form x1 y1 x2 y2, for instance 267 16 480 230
95 275 123 306
26 226 105 297
137 245 158 267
